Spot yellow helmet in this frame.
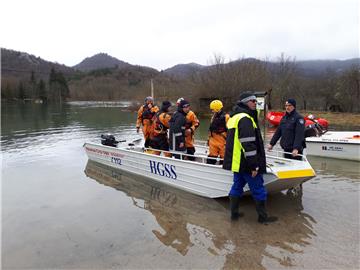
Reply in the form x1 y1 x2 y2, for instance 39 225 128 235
210 100 223 112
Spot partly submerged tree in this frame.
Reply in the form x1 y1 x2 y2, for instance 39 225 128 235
38 79 47 102
48 67 70 103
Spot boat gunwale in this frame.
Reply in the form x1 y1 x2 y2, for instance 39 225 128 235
84 142 313 170
84 142 315 178
305 139 360 145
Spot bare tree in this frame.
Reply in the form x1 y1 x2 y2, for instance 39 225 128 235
337 67 360 112
271 53 299 108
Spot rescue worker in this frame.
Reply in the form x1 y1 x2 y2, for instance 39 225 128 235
176 97 200 161
136 96 159 147
149 101 172 157
169 99 190 159
268 98 305 160
207 100 230 165
223 92 278 224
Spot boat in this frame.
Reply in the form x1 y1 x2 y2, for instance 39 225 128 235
266 111 329 128
266 111 285 126
304 115 329 128
83 138 316 198
305 131 360 161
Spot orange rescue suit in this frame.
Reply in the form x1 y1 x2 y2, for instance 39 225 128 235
208 111 230 158
184 110 200 148
149 111 172 157
136 104 159 141
150 112 171 138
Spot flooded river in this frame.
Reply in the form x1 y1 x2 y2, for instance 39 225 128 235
1 102 359 269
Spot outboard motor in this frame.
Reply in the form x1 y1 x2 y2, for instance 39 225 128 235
304 122 327 138
101 134 119 147
304 124 318 138
305 114 328 138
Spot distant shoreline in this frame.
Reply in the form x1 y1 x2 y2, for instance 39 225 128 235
3 99 359 130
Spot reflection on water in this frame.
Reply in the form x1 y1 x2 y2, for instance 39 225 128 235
85 160 317 268
2 102 359 269
1 102 138 155
308 155 360 181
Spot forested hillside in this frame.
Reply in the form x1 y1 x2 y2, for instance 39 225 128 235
73 53 131 72
1 48 359 112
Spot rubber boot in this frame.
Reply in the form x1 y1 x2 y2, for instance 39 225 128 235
255 200 278 224
230 196 243 221
206 156 217 165
144 138 150 148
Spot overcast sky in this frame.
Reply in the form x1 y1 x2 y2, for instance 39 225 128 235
1 0 359 70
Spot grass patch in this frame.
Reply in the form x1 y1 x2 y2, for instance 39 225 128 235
299 111 360 130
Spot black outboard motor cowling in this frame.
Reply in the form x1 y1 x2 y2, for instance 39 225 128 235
304 124 318 138
101 134 119 147
304 123 327 138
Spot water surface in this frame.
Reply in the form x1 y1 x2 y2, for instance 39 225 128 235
2 102 359 269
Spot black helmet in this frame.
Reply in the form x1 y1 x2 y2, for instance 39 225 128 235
161 100 172 111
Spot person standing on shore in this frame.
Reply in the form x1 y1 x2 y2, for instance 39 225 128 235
268 98 305 160
223 92 278 224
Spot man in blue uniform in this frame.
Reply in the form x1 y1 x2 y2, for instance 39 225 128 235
268 99 305 160
169 100 190 159
223 92 278 224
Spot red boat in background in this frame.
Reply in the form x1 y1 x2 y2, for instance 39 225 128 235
266 111 329 128
266 111 284 126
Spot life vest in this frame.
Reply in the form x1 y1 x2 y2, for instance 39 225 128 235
226 113 257 172
142 105 156 120
209 111 227 134
153 112 169 135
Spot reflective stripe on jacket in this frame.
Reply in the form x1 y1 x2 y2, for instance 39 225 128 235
169 109 187 151
225 113 257 172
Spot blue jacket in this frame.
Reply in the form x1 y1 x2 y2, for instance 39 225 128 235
270 110 305 151
169 108 187 151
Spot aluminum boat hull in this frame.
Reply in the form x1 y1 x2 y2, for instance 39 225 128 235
84 142 316 198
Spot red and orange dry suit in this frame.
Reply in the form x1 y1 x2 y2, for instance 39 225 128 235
136 103 159 144
149 111 172 157
208 110 230 159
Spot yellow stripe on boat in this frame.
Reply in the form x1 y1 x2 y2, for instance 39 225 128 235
277 169 315 179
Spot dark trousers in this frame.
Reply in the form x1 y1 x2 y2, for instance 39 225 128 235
149 135 169 151
186 147 195 161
